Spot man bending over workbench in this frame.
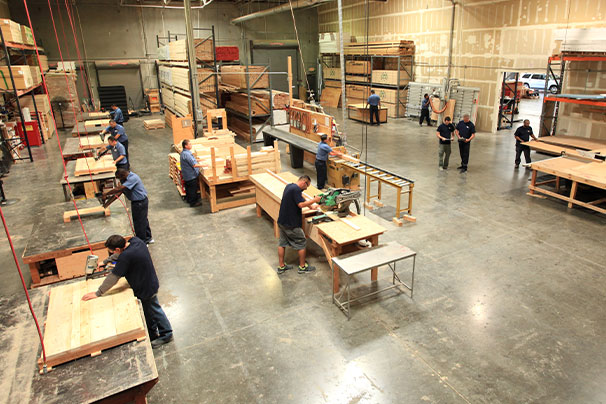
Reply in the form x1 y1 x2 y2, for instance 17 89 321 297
82 235 173 349
277 175 321 274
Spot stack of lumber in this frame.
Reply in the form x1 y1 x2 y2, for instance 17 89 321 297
45 71 79 127
231 146 281 177
168 152 185 196
344 40 415 56
143 119 165 130
227 116 261 142
173 92 192 117
27 54 49 73
161 86 174 112
74 156 116 176
158 65 172 86
146 88 160 112
17 94 54 139
0 18 23 43
225 92 270 117
170 67 190 92
220 65 269 89
38 277 146 371
167 38 214 61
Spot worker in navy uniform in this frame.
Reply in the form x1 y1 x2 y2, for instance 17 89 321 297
366 89 381 126
436 116 455 170
455 114 476 172
104 169 154 245
82 234 173 349
315 134 340 190
109 104 124 125
276 175 321 274
180 139 203 207
514 119 537 168
419 93 432 126
104 135 128 170
100 120 129 160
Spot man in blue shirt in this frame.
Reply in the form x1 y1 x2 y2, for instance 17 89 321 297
81 234 172 349
420 93 432 126
104 169 153 244
110 104 124 125
315 134 341 190
366 90 381 126
104 135 128 170
455 114 476 172
100 120 129 160
276 175 321 274
180 139 203 207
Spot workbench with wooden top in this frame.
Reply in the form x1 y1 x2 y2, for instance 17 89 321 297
62 135 107 161
249 171 387 293
0 282 158 404
60 158 117 201
71 119 110 137
22 199 133 288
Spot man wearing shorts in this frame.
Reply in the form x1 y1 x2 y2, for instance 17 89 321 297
276 175 321 274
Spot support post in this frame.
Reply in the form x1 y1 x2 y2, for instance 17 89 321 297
184 0 201 137
288 56 293 105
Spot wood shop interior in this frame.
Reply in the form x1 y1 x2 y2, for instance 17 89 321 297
1 0 606 402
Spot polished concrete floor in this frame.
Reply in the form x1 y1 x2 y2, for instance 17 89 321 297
1 112 606 403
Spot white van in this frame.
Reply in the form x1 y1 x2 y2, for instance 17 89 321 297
520 73 559 93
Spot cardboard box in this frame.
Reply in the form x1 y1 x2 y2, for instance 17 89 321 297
0 66 33 90
372 87 407 104
27 54 49 72
29 66 41 85
346 84 370 100
372 70 410 86
323 67 341 80
0 19 23 43
346 60 370 75
21 25 34 45
18 94 51 113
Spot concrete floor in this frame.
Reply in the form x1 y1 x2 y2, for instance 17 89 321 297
1 112 606 403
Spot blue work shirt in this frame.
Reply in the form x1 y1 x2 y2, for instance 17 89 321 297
367 94 380 106
106 142 128 165
456 120 476 140
111 107 124 123
121 172 147 202
105 124 128 143
316 142 332 162
421 98 430 110
180 149 200 181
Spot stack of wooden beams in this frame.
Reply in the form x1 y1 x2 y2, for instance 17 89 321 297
161 86 174 112
143 119 165 130
232 146 281 177
45 71 79 127
344 40 415 56
168 39 214 61
227 116 259 142
225 92 270 116
220 65 269 89
168 152 185 196
173 92 191 117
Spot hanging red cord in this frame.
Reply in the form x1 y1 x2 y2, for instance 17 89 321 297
22 0 94 255
117 195 136 236
64 0 94 108
0 205 47 369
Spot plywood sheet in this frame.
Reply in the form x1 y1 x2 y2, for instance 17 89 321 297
74 156 116 176
55 248 109 279
316 214 386 245
320 87 341 108
40 277 146 370
538 135 606 151
84 119 110 130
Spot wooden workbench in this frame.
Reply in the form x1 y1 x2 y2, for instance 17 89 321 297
62 136 107 161
528 156 606 214
250 171 386 292
71 121 107 137
60 159 117 201
22 200 133 288
0 285 158 404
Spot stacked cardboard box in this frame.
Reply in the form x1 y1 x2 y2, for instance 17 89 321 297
0 66 33 90
0 19 23 43
21 26 34 45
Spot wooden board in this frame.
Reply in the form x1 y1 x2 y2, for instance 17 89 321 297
315 214 386 245
84 119 110 130
63 206 110 223
143 119 165 130
54 248 109 280
77 135 105 149
538 135 606 151
74 156 116 176
320 87 342 107
348 104 388 123
39 277 146 371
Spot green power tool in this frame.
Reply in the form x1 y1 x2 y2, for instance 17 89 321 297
318 188 361 218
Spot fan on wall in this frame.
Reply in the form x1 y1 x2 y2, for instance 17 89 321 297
50 96 72 129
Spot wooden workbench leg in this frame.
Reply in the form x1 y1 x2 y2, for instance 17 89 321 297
273 221 279 238
256 204 262 217
568 181 578 209
332 244 341 294
370 235 379 282
365 175 371 205
529 170 537 195
408 183 414 215
29 262 41 286
555 176 560 192
209 185 218 213
199 177 207 199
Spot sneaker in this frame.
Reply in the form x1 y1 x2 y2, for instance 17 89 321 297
151 335 173 349
443 166 448 170
277 264 293 274
298 263 316 274
460 168 467 173
190 201 202 207
515 164 519 169
147 239 155 245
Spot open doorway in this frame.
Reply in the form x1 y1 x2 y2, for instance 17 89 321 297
497 72 541 132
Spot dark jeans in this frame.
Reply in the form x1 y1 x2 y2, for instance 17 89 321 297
184 177 201 206
315 159 328 189
116 162 129 171
120 139 129 161
515 143 531 165
419 109 431 126
131 197 152 243
458 140 471 167
140 294 172 341
369 105 380 125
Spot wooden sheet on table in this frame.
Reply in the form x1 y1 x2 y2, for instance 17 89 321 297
316 214 386 245
74 156 116 176
40 277 146 370
320 87 341 108
538 135 606 151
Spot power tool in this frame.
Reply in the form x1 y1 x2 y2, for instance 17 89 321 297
94 147 110 161
318 188 361 218
96 191 122 208
85 254 116 280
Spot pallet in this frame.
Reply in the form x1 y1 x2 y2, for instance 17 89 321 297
39 277 146 372
143 119 165 130
63 206 110 222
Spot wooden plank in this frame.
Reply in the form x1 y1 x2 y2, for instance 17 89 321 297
74 156 116 176
55 248 109 280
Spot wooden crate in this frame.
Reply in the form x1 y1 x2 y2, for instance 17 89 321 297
325 79 341 88
0 19 23 43
345 74 370 83
372 87 407 104
383 101 406 118
348 104 387 123
220 65 269 89
372 70 409 86
346 84 370 100
0 66 34 90
143 119 165 130
345 60 370 75
74 156 116 176
20 25 34 45
39 278 146 371
323 67 341 80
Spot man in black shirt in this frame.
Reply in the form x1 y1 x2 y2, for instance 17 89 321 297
82 235 173 349
455 114 476 172
436 116 455 170
276 175 321 274
514 119 537 168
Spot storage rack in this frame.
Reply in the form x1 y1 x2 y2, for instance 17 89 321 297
539 53 606 137
155 26 220 137
0 30 46 162
321 53 414 118
224 63 273 144
497 72 521 130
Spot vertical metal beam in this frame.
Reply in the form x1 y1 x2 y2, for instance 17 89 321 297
337 0 346 143
184 0 201 136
